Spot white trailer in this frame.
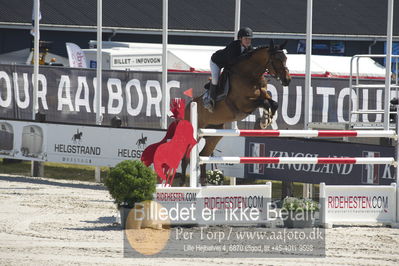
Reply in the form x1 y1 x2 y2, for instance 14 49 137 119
83 42 221 72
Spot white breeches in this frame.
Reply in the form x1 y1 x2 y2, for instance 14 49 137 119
210 59 220 85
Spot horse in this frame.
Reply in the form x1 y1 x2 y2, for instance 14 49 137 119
72 129 83 143
181 40 291 186
136 133 147 149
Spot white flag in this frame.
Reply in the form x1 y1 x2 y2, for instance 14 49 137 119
66 42 88 68
30 0 42 37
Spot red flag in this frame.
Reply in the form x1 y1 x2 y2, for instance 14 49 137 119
183 88 193 98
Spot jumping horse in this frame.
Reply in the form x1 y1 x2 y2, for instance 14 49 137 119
181 40 291 186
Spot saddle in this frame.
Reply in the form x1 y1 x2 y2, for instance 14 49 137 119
204 70 230 103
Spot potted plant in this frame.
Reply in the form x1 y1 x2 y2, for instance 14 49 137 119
281 197 319 228
105 160 157 229
206 169 224 185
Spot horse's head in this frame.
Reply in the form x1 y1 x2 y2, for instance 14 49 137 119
267 40 291 86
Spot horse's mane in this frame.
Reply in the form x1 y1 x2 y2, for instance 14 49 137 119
246 45 269 57
234 45 286 66
231 46 265 66
233 45 271 66
247 45 285 57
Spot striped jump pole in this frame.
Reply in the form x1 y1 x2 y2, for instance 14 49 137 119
190 102 399 189
199 129 397 139
199 156 397 166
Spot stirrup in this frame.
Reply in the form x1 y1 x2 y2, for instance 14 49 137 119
203 98 215 113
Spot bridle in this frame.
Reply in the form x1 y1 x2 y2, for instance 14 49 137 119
265 49 288 79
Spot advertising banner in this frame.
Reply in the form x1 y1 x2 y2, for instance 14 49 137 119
0 120 47 161
0 64 388 130
154 184 271 225
0 64 207 128
111 54 162 69
0 119 244 174
323 184 397 223
0 119 165 166
244 137 395 185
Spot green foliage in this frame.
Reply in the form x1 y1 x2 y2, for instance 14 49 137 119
282 197 319 212
105 160 157 208
206 169 224 185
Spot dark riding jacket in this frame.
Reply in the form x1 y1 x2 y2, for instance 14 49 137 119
211 40 253 69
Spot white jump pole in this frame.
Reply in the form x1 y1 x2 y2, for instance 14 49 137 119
32 0 39 119
190 102 199 187
304 0 313 130
161 0 169 130
384 0 394 130
303 0 313 199
234 0 241 39
31 0 41 177
319 182 331 228
96 0 102 127
229 0 241 186
232 0 240 130
396 87 399 224
95 0 103 183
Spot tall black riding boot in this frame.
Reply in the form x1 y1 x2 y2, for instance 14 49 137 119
204 83 217 112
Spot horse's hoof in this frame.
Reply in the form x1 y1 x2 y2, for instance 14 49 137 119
260 108 273 129
270 100 278 116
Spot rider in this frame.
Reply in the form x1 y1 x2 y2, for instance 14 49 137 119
204 27 254 112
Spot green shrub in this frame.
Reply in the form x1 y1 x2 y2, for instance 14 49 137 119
282 197 319 212
206 169 224 185
105 160 157 208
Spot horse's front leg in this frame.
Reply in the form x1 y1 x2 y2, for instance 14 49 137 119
259 88 278 129
180 127 223 186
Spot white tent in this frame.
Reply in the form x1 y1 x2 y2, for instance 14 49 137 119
287 54 386 78
85 41 387 78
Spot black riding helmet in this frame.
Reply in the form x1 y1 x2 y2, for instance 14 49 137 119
238 27 253 39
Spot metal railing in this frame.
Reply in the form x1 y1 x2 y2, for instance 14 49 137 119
349 54 399 130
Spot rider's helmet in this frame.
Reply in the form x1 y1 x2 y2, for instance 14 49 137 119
238 27 253 39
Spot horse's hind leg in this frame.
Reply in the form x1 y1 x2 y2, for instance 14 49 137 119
180 136 223 186
199 136 223 185
180 156 189 186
